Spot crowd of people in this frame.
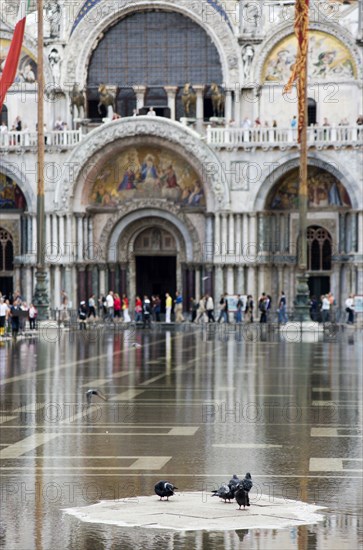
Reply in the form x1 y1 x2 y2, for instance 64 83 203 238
0 289 358 338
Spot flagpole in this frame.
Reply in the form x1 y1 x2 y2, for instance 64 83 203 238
33 0 49 319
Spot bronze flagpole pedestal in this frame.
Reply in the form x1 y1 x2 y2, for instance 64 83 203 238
33 0 49 320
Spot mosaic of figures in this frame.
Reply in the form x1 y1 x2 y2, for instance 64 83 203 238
89 146 205 208
0 174 27 209
0 39 37 83
268 167 352 210
263 31 356 82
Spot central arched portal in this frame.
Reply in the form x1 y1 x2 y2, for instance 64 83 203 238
134 228 177 311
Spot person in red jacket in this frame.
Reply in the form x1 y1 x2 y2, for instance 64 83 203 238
114 293 121 320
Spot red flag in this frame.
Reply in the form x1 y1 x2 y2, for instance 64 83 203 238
283 0 310 143
0 1 30 110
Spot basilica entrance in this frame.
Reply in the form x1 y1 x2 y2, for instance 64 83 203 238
136 256 176 310
134 228 178 311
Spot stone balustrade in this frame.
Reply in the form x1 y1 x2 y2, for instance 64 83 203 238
206 125 363 149
0 129 83 150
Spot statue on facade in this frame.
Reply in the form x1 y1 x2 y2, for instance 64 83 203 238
45 1 61 39
48 48 61 87
181 83 196 117
98 84 116 118
241 44 255 80
70 83 85 119
210 83 225 117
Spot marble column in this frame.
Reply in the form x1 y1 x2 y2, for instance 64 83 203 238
25 267 32 304
54 265 61 308
242 213 249 251
225 89 232 123
237 265 245 294
108 264 116 292
58 214 65 262
164 86 178 120
214 213 220 257
215 265 223 302
235 214 241 258
194 85 205 132
247 214 257 264
228 214 235 255
233 89 242 126
357 212 363 254
133 85 147 113
195 266 201 300
357 266 363 296
14 266 21 294
247 265 256 299
226 266 234 295
99 266 106 297
76 215 83 262
77 266 86 303
87 217 94 261
83 216 88 260
52 214 58 258
65 215 74 263
221 214 228 257
32 215 37 256
204 214 214 262
258 265 266 297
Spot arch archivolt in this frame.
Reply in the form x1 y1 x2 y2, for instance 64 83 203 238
62 0 241 89
254 152 360 211
99 202 201 263
58 117 229 212
253 21 362 84
0 159 35 213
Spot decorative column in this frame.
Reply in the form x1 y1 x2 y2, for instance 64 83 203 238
226 266 234 295
237 265 244 294
357 212 363 254
221 214 228 257
214 213 220 257
54 265 61 308
65 215 74 264
195 266 201 300
133 85 147 113
76 215 83 262
14 266 21 294
225 89 232 123
228 214 235 255
108 263 116 292
234 89 242 126
194 85 205 132
99 265 106 297
32 215 37 255
83 216 88 260
247 265 256 299
77 266 86 303
164 86 178 120
51 214 58 256
248 214 257 263
25 267 32 304
58 214 65 261
242 213 249 252
88 217 94 261
235 214 241 259
215 265 223 301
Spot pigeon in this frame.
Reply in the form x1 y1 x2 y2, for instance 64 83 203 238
228 474 241 494
211 483 234 503
131 343 141 348
154 480 178 501
86 389 107 404
235 473 253 510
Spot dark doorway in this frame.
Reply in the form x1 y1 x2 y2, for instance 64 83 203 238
308 276 330 298
136 256 176 311
308 98 317 126
0 277 13 300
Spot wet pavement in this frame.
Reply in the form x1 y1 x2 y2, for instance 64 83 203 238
0 325 362 550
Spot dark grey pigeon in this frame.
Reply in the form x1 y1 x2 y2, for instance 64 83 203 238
154 480 178 500
235 473 253 510
228 474 241 495
211 483 234 503
86 389 107 404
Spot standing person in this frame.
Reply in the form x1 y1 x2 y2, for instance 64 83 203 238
10 298 21 339
153 295 161 322
0 298 9 337
310 295 319 321
78 301 87 330
205 294 215 322
345 294 355 324
165 292 172 323
235 294 244 323
278 291 288 324
142 295 152 328
321 294 330 323
28 303 38 330
113 293 121 321
258 293 268 323
105 291 114 322
328 292 336 322
174 291 184 322
195 296 206 324
245 295 254 323
122 294 131 322
190 297 198 323
88 294 96 319
217 293 228 323
60 289 69 325
135 295 143 322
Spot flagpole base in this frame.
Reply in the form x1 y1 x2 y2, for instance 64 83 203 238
33 267 49 321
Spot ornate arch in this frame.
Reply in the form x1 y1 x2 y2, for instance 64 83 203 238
254 152 360 211
62 0 241 89
99 203 200 263
55 117 230 211
0 159 35 212
253 21 362 84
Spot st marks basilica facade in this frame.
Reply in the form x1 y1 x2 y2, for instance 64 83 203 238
0 0 362 311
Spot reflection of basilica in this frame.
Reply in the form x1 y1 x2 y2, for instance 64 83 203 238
0 0 362 309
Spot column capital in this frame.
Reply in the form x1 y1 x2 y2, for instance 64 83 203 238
164 86 178 95
193 84 205 93
132 85 147 94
